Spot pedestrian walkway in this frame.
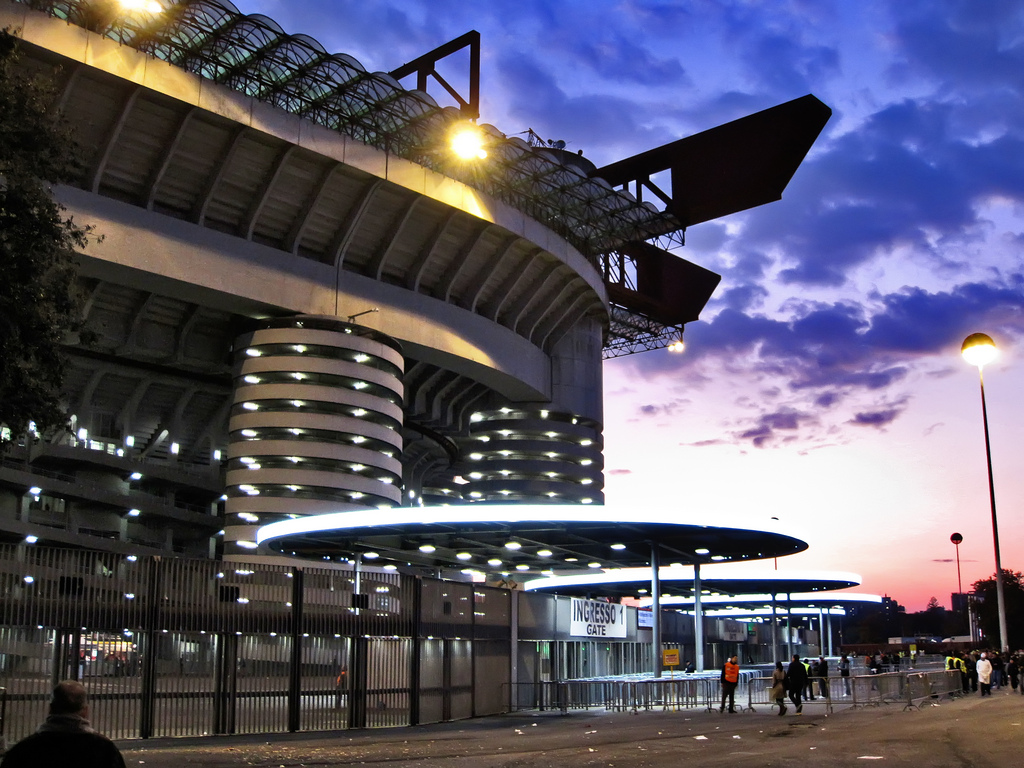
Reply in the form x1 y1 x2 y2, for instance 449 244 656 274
115 687 1024 768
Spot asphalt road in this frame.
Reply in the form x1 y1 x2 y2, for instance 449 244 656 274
117 690 1024 768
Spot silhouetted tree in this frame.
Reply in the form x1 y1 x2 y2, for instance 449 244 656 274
971 570 1024 649
0 28 94 440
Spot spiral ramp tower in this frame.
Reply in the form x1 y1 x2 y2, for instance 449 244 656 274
224 317 404 558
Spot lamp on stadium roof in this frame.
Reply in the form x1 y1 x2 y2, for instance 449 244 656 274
118 0 162 12
450 122 488 160
76 0 162 32
960 332 1007 652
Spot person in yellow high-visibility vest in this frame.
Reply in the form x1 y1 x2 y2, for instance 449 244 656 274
720 655 740 713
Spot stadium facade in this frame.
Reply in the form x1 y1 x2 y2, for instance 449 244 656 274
0 0 828 573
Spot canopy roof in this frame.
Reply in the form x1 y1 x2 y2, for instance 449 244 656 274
258 505 808 576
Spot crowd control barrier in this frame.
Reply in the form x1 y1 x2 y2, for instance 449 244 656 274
509 669 964 717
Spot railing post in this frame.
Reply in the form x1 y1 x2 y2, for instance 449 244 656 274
409 576 422 725
287 567 303 732
138 556 161 738
213 632 238 734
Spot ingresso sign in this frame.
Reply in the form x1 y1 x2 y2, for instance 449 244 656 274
569 597 627 638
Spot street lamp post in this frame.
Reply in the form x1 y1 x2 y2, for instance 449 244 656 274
950 532 967 636
961 333 1008 652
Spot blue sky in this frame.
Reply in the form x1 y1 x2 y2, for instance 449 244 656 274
232 0 1024 611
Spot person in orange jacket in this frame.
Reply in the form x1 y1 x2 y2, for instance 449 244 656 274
720 655 740 713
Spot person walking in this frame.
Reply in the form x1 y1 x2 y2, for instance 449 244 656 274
787 653 807 714
0 680 125 768
720 655 740 713
771 661 788 715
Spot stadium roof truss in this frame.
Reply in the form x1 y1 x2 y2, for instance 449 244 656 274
16 0 830 358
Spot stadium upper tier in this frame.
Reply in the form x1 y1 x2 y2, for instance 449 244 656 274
15 0 682 260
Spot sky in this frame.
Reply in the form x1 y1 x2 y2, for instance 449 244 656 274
230 0 1024 612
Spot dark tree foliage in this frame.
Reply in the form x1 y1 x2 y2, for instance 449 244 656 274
0 28 92 440
971 570 1024 649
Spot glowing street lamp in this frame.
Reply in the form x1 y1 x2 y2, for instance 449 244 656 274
960 332 1008 652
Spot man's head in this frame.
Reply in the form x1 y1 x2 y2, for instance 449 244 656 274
50 680 89 717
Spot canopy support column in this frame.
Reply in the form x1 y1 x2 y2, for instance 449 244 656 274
694 562 704 673
651 544 662 678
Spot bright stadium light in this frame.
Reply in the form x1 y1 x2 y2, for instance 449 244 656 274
451 123 487 160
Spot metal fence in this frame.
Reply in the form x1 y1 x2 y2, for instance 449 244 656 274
509 669 964 716
0 545 511 742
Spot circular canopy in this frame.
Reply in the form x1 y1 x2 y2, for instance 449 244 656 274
522 567 860 599
257 505 808 575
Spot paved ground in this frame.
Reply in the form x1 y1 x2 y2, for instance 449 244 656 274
118 691 1024 768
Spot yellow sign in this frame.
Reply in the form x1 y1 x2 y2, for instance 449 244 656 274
663 649 680 667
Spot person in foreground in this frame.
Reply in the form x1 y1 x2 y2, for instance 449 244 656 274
0 680 126 768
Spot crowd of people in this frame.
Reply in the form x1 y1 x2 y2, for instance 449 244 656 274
944 650 1023 696
769 654 836 714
